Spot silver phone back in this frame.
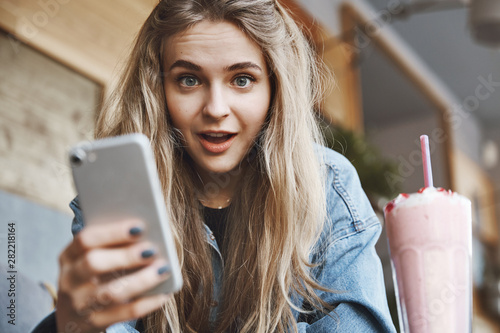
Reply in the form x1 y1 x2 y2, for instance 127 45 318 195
69 133 182 295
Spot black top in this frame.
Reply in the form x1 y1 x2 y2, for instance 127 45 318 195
203 205 230 251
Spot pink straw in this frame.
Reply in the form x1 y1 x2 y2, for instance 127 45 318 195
420 135 433 188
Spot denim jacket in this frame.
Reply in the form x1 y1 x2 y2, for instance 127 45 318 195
32 145 396 332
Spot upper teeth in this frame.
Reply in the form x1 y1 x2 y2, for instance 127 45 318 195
206 133 227 137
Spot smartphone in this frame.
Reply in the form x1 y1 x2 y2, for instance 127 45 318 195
69 133 182 295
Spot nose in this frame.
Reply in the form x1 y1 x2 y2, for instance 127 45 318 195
202 85 230 120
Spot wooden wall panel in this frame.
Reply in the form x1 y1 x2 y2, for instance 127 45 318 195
281 0 364 131
0 0 157 212
453 149 498 244
0 32 99 213
0 0 157 85
320 42 363 131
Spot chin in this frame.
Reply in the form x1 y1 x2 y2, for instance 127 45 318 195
201 158 244 175
205 164 239 175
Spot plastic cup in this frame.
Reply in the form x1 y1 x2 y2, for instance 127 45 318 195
384 187 472 332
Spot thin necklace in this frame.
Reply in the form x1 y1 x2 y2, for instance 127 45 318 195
198 197 231 210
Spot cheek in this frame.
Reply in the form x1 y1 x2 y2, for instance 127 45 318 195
165 92 195 130
245 95 270 131
239 109 268 141
166 108 182 132
166 102 182 129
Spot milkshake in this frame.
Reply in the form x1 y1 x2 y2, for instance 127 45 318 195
384 187 472 332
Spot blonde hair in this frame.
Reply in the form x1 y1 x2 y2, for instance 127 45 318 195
96 0 332 332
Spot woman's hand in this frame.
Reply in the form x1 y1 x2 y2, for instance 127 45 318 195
55 219 171 333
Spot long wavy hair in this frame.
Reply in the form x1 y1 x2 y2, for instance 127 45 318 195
95 0 332 331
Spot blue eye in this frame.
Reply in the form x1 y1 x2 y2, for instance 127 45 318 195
179 76 199 87
234 76 253 87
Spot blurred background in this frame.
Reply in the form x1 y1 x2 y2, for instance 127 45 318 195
0 0 499 331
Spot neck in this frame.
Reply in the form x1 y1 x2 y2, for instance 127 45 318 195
195 167 244 209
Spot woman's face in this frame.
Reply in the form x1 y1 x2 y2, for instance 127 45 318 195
163 21 271 177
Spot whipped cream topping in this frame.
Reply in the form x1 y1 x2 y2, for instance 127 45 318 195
385 187 470 214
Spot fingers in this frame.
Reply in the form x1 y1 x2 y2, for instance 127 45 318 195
83 293 171 329
63 219 146 261
59 259 172 331
56 289 171 333
55 219 175 332
70 259 172 312
69 241 159 283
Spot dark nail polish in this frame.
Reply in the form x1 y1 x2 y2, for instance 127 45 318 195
141 249 155 259
158 265 171 275
129 227 143 236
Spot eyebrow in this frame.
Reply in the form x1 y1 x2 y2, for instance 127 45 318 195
168 60 262 73
225 62 262 72
169 60 201 71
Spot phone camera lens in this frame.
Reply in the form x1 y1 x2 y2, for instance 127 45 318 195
70 149 86 166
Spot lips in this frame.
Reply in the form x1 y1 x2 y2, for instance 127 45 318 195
198 132 236 153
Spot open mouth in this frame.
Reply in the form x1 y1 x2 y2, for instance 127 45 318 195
200 133 235 144
198 132 237 153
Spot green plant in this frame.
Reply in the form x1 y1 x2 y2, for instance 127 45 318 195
320 121 401 202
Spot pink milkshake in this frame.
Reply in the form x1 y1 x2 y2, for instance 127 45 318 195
384 187 472 332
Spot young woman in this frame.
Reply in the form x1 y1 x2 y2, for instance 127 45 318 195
33 0 396 332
